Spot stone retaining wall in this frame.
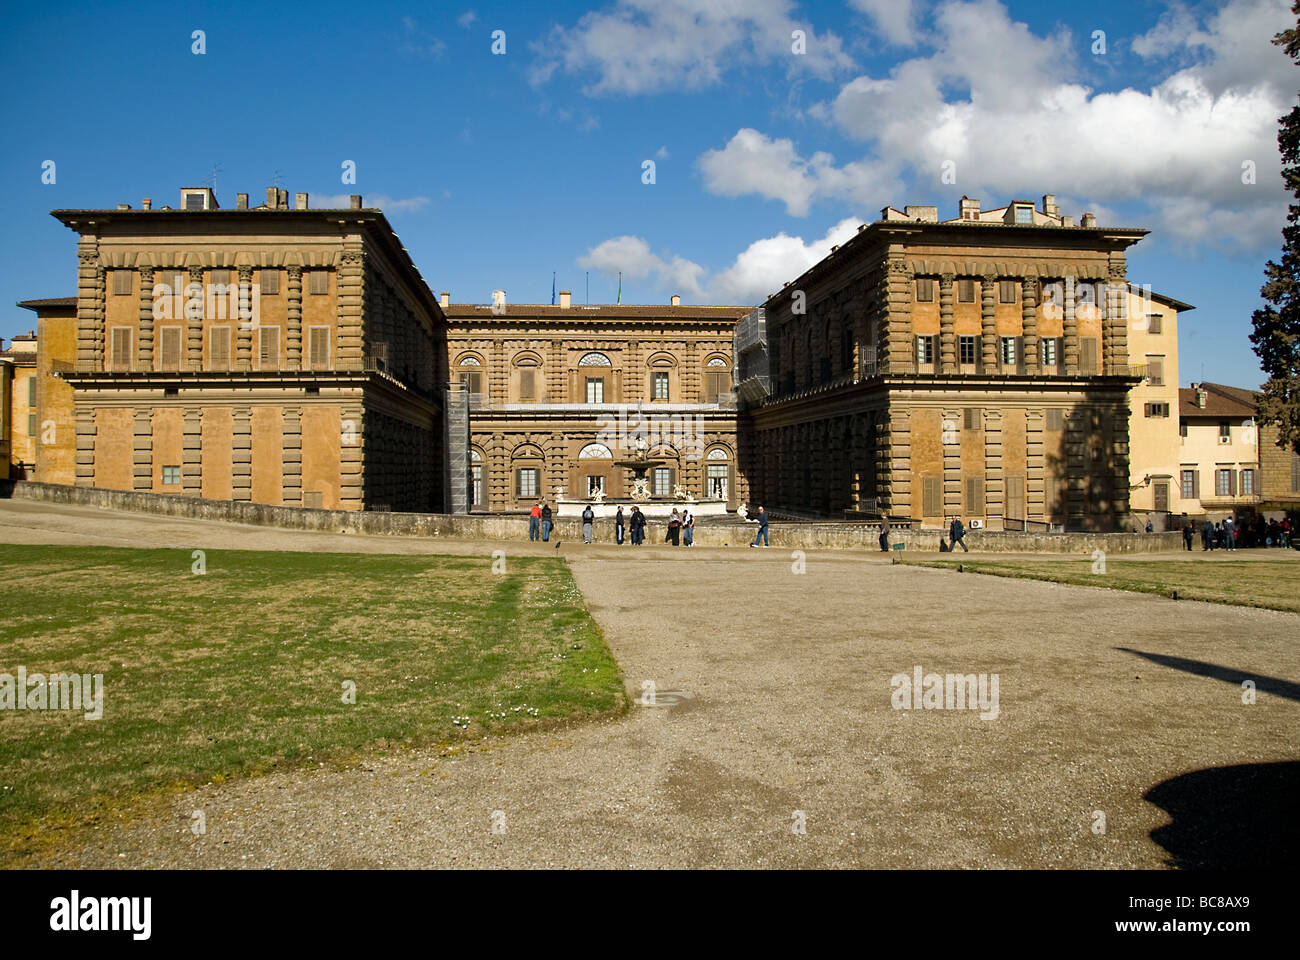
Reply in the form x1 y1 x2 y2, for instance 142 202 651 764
3 481 1184 553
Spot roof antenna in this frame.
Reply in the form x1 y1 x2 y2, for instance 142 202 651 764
203 164 223 191
271 170 283 189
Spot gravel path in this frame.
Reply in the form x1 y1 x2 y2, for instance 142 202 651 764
4 500 1297 868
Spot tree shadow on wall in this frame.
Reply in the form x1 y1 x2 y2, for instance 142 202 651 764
1144 762 1300 868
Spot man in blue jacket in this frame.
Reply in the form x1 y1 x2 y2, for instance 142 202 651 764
949 515 969 552
749 506 769 548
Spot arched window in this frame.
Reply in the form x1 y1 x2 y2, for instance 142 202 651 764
703 357 731 402
706 446 731 501
579 352 611 366
457 355 484 395
578 442 613 459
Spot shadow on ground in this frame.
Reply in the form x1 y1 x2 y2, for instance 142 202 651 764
1145 761 1300 868
1117 647 1300 702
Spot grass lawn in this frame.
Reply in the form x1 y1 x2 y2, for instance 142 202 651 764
900 554 1300 613
0 544 626 863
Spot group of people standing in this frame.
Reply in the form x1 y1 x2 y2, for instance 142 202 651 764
1183 514 1294 551
527 501 554 542
533 502 695 546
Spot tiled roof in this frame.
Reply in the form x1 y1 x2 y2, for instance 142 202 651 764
1179 381 1258 418
17 297 77 309
442 304 752 320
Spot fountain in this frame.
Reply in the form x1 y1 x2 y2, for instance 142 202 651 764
555 435 727 519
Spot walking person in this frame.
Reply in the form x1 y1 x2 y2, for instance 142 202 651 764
582 504 595 544
949 515 969 552
682 508 694 546
630 506 645 545
879 515 891 552
615 506 625 545
1182 519 1194 551
529 501 541 542
749 505 769 548
1224 515 1236 552
541 503 553 542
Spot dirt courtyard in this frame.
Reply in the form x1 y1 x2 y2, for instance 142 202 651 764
2 498 1297 868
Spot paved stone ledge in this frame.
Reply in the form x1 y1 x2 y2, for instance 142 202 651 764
2 481 1183 553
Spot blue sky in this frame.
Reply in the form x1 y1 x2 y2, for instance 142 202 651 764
1 0 1293 389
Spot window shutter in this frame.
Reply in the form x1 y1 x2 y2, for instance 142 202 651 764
309 327 329 368
1193 471 1201 499
113 270 132 296
211 327 230 369
1016 336 1025 374
1047 408 1064 431
916 278 934 302
957 278 974 302
309 270 328 295
111 328 131 369
160 327 181 369
515 470 522 498
965 475 984 514
1148 357 1164 386
1229 471 1237 497
1080 337 1098 374
520 369 535 399
28 377 37 404
964 407 981 431
210 269 230 287
999 280 1016 303
260 269 279 295
923 475 941 516
260 327 279 366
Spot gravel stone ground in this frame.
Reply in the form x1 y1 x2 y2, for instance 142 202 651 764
2 499 1296 868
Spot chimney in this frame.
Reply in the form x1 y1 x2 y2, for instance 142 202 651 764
1042 194 1059 219
560 291 572 308
903 205 938 223
349 194 362 209
294 192 309 210
1061 215 1074 227
277 188 288 209
1081 212 1097 228
492 289 506 309
1196 387 1207 409
960 196 981 220
267 187 278 208
236 193 248 210
440 291 450 308
670 294 680 306
142 198 152 210
116 203 130 210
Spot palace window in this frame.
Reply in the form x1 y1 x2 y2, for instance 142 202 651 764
1181 469 1198 500
161 465 181 485
586 377 605 403
109 328 132 370
260 269 279 295
1241 468 1257 496
308 326 330 369
309 270 329 295
1014 205 1033 224
653 467 672 497
916 335 936 365
210 326 231 370
1000 336 1017 366
112 270 133 296
999 280 1017 303
1040 338 1058 367
1146 314 1162 334
1146 355 1164 386
957 279 975 302
958 336 977 365
1215 469 1234 497
516 468 539 499
159 326 182 370
259 326 280 368
1144 402 1170 418
653 371 669 400
915 278 935 302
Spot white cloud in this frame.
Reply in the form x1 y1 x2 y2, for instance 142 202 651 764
698 127 901 217
577 216 864 304
530 0 854 95
311 193 432 214
457 10 478 30
698 0 1291 250
398 16 446 58
849 0 923 47
655 145 670 160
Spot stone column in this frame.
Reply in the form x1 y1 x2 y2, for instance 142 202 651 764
75 407 95 487
883 258 912 374
880 408 911 517
76 241 101 370
286 266 303 369
1065 410 1086 527
1063 276 1080 375
337 249 365 370
282 406 303 505
132 408 153 491
939 273 956 373
943 408 961 518
236 265 253 370
1021 276 1040 376
138 266 155 368
1110 403 1131 528
232 407 252 501
340 405 364 509
984 409 1004 529
980 273 997 374
183 408 202 496
187 266 204 368
1026 409 1045 519
1106 260 1129 375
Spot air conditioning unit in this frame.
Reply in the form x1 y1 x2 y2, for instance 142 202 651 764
969 519 984 529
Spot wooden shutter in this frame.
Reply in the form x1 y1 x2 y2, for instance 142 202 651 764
1147 357 1164 386
259 326 279 366
309 270 328 295
1229 470 1237 497
110 328 131 369
1193 470 1201 499
260 269 279 294
916 278 934 302
210 269 230 287
999 280 1016 303
923 475 942 517
1047 408 1064 431
160 327 181 370
1015 336 1025 374
965 475 984 514
112 270 132 296
1147 314 1162 334
957 278 975 302
964 407 981 431
515 470 523 498
1080 337 1098 374
1006 475 1025 520
210 327 231 369
1154 482 1168 512
308 327 329 368
302 490 323 509
707 371 728 402
520 369 535 399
